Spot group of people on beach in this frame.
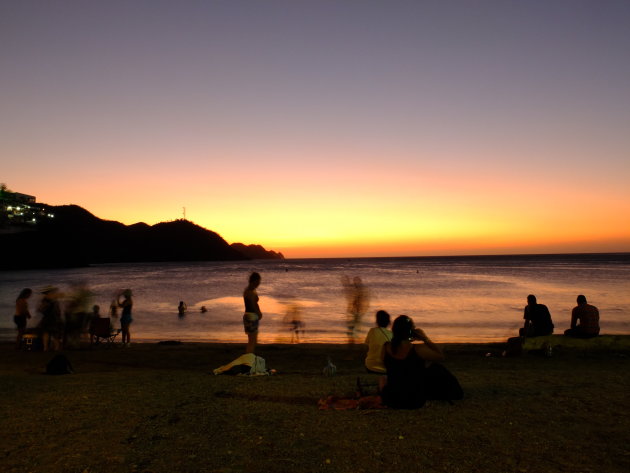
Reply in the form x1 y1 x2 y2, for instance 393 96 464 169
362 310 463 408
236 271 461 408
12 270 605 409
358 292 601 408
240 272 603 408
361 293 602 375
13 285 134 350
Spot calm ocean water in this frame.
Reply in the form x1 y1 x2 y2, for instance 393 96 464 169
1 254 629 344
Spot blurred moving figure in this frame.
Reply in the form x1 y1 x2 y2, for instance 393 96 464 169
64 282 93 348
283 302 305 343
110 298 118 319
342 276 370 344
38 286 63 352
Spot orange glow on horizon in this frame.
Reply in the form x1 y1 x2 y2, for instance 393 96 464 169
271 236 630 259
10 154 630 259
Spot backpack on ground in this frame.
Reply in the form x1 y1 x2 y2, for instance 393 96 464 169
46 354 74 375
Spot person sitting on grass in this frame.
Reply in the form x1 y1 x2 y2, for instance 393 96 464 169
381 315 462 409
364 310 392 374
564 295 600 338
520 294 554 337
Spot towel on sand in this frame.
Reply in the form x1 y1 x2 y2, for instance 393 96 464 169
213 353 269 376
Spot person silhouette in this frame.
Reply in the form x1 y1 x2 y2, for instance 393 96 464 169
520 294 554 337
14 288 33 349
118 289 133 346
564 295 599 338
178 301 187 317
381 315 462 408
38 286 63 351
364 310 392 373
243 272 262 353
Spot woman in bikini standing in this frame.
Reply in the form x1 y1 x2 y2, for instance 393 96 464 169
243 272 262 354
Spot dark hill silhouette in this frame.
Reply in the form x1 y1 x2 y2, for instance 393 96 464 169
0 204 283 270
231 243 284 260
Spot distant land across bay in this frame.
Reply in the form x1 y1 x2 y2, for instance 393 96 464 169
0 204 283 270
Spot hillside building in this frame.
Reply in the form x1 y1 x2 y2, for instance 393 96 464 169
0 188 54 228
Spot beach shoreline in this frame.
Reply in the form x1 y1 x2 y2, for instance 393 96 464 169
2 340 630 472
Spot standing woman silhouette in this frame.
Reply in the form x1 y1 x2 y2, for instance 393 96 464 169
243 272 262 353
118 289 133 347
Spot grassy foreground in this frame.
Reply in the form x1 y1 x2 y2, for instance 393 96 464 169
1 340 629 473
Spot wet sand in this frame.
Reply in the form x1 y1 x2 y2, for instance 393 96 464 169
2 340 629 473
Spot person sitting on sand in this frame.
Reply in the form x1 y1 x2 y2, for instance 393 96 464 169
243 272 263 354
519 294 554 337
564 295 600 338
381 315 462 409
364 310 392 373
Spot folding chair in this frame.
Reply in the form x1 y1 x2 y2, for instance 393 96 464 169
89 317 121 346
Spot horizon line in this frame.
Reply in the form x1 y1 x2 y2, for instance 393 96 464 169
269 251 630 261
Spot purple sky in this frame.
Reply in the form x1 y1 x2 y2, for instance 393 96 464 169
2 1 629 257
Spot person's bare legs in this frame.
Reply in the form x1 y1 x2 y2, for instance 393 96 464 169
121 323 130 345
15 328 24 349
246 332 257 353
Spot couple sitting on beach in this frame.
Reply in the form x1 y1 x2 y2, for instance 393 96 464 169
364 310 463 409
520 294 600 339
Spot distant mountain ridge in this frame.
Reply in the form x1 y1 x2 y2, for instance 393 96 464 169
0 204 283 270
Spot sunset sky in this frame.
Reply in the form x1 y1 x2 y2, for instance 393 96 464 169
2 1 629 258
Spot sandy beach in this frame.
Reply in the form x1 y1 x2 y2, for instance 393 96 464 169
2 340 629 473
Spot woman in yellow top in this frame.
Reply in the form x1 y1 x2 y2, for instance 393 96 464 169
364 310 392 373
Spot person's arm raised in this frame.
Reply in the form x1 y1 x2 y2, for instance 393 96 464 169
413 328 444 362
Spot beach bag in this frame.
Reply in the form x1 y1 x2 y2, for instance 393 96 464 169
46 354 74 375
423 363 463 402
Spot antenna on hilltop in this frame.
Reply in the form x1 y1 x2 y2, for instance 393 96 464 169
182 207 186 220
